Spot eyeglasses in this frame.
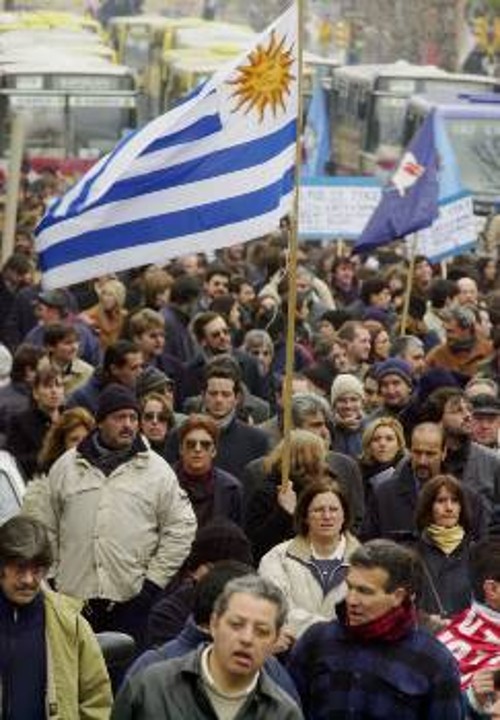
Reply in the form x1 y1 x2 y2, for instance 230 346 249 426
184 438 214 451
209 327 230 339
9 562 47 578
143 411 168 423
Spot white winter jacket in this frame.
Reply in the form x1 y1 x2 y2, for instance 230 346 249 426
40 443 197 602
259 532 359 637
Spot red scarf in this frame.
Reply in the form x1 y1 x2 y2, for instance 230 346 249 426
344 600 417 643
438 603 500 689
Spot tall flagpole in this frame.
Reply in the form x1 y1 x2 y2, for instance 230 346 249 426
400 234 417 336
280 0 304 492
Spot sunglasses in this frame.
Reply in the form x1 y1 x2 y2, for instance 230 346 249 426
184 438 214 451
143 411 168 423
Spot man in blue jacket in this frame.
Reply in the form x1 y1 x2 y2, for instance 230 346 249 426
288 540 463 720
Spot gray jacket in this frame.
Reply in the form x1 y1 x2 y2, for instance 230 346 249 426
111 647 303 720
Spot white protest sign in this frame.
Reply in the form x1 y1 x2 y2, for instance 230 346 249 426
298 177 381 239
414 192 477 262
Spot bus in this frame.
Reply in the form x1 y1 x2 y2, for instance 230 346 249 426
329 61 499 179
0 56 138 175
403 92 500 217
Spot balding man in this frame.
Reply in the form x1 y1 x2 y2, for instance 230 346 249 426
363 422 488 541
456 277 479 307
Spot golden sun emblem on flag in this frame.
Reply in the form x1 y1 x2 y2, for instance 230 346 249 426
228 30 295 122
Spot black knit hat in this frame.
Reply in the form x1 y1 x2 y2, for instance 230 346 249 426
96 383 140 421
186 520 254 570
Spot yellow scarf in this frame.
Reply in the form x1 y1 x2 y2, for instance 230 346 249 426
426 524 464 555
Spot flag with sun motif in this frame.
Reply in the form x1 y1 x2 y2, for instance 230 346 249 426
35 4 298 289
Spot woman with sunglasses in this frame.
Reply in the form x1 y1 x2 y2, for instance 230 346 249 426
174 414 243 528
139 392 175 459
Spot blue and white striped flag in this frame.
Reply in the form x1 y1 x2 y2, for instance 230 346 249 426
36 4 298 289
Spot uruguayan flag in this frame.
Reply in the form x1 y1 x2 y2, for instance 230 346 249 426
36 4 298 289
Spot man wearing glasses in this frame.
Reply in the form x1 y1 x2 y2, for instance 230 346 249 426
184 311 267 401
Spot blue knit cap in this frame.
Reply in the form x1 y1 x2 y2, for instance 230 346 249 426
375 358 413 387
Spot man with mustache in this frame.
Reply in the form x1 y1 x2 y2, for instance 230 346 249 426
0 515 112 719
38 383 197 646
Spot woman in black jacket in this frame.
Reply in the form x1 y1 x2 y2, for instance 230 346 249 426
414 474 474 626
5 363 65 479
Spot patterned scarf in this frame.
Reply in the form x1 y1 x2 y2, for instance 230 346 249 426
343 599 417 643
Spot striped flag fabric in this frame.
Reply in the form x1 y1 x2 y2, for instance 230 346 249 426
36 3 298 289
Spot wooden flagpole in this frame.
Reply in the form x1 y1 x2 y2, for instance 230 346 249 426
280 0 304 492
400 234 417 336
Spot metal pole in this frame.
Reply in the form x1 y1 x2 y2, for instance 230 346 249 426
2 114 25 265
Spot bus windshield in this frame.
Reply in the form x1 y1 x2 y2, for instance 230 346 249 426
445 117 500 197
70 103 134 157
367 95 407 153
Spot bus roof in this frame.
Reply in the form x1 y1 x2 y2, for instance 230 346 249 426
333 60 448 82
0 57 133 78
408 92 500 117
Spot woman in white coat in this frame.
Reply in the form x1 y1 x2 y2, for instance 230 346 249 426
259 476 359 639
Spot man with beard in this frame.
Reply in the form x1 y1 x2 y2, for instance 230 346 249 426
437 389 500 517
38 383 197 646
362 422 488 540
426 306 492 378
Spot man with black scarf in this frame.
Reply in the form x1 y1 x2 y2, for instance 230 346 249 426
38 383 197 647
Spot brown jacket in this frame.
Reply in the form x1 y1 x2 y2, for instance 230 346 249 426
426 338 493 377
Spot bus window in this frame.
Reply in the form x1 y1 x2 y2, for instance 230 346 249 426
68 96 136 157
445 118 500 197
7 95 66 156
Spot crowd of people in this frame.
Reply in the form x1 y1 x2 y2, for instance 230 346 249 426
0 171 500 718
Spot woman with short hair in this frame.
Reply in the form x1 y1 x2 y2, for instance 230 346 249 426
175 414 243 528
259 478 359 638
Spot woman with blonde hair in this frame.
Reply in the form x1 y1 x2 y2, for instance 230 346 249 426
360 416 407 498
80 277 127 350
259 477 359 639
244 429 328 561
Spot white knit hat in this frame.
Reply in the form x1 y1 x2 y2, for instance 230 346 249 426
331 373 365 406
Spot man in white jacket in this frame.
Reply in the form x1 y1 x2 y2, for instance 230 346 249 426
39 383 197 646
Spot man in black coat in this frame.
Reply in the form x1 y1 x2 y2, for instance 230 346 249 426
362 422 489 541
165 359 269 480
183 311 267 401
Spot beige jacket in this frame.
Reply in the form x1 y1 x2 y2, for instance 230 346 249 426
259 532 359 638
40 446 197 601
44 588 112 719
